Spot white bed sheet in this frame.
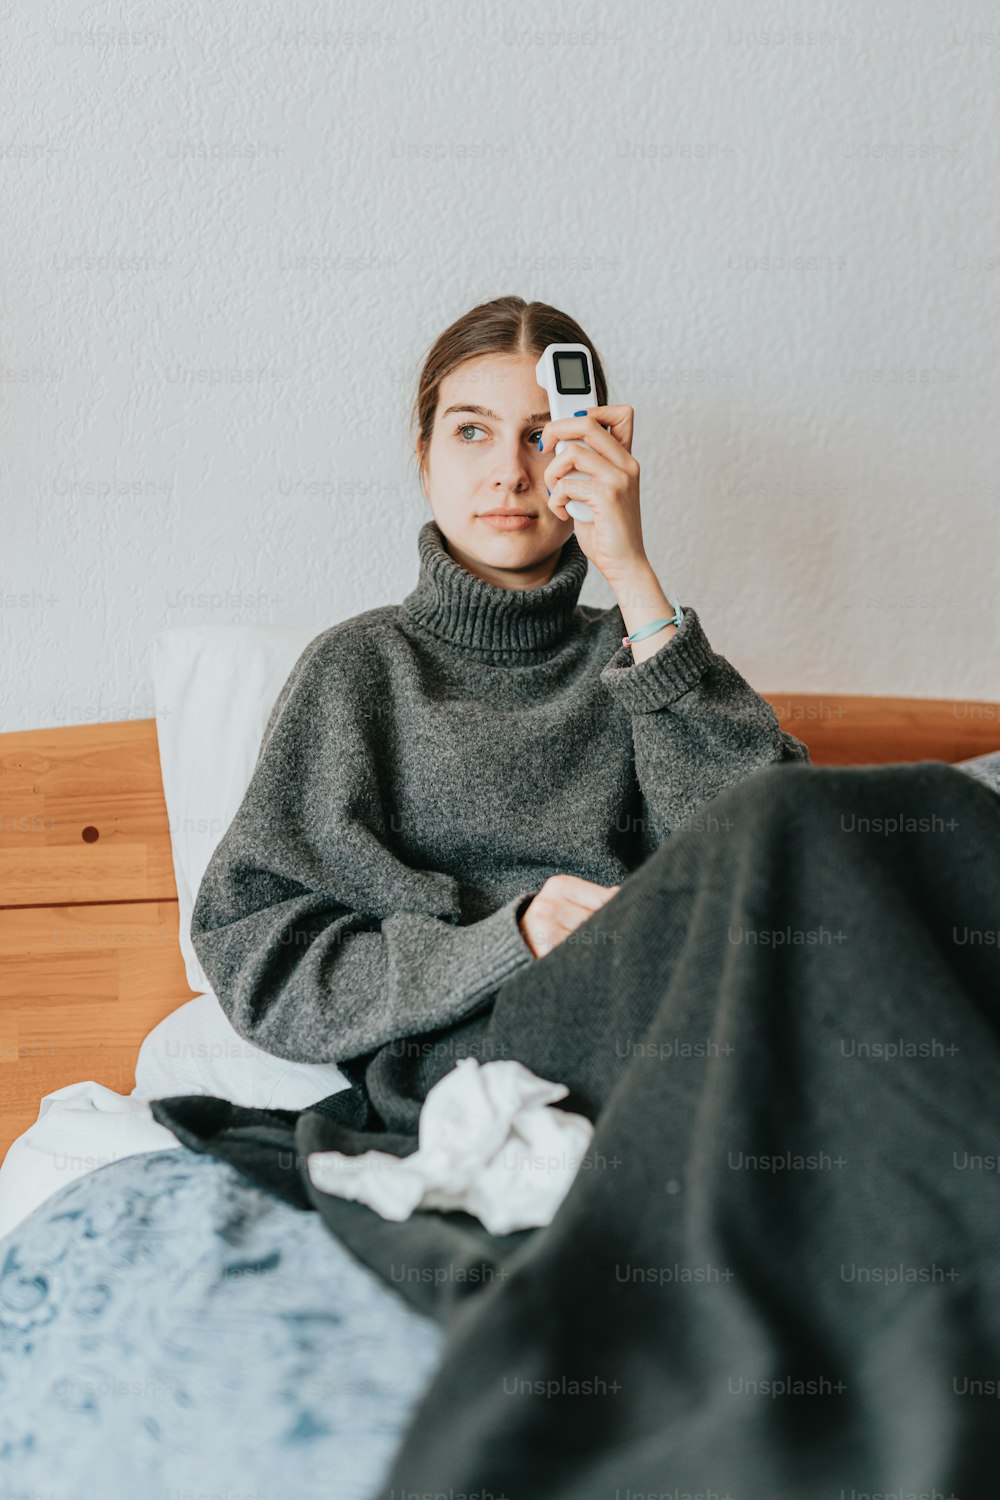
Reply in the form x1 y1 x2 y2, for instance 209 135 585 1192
0 1081 180 1243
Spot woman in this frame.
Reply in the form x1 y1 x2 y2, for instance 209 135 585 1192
149 297 1000 1494
184 294 810 1088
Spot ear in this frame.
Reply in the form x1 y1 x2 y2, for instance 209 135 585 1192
416 441 431 503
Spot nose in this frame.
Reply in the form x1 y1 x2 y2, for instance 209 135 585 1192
490 438 534 495
491 468 531 498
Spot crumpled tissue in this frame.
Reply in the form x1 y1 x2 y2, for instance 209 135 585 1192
305 1056 594 1235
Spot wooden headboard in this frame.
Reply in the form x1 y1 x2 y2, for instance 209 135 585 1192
2 696 998 1165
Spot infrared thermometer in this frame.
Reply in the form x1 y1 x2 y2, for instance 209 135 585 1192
535 342 598 523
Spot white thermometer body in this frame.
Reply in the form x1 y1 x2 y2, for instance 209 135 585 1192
534 342 598 523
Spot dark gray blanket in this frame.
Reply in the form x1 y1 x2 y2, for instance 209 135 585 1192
152 758 1000 1498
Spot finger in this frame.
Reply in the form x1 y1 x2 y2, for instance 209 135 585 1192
561 896 616 924
559 895 615 933
588 404 634 453
530 914 578 959
541 405 634 457
545 441 622 492
587 878 622 898
548 473 599 522
540 415 633 471
553 874 619 910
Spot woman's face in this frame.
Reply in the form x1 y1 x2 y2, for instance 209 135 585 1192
417 351 574 588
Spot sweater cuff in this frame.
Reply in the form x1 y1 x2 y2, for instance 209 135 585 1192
600 602 716 714
448 887 538 1005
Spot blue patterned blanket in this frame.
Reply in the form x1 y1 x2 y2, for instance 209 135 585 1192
0 1146 444 1499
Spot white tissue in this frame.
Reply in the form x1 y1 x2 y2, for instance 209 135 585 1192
305 1057 594 1235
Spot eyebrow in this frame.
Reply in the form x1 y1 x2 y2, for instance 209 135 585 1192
440 404 550 425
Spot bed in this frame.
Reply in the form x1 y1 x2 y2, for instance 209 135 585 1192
2 629 999 1496
3 687 999 1170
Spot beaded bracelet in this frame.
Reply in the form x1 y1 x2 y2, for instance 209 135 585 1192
622 598 684 649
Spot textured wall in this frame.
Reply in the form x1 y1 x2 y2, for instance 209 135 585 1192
4 0 999 731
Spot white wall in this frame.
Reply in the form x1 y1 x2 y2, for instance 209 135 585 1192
4 0 999 731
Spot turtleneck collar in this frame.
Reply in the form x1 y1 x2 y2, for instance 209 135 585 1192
401 519 590 658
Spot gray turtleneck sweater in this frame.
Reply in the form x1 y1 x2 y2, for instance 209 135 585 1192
189 520 811 1065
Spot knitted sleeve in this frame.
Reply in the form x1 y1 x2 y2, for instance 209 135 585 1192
598 603 811 849
188 636 537 1065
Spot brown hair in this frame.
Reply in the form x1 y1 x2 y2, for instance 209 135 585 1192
411 295 609 489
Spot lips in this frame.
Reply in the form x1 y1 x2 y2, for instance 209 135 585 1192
479 513 537 530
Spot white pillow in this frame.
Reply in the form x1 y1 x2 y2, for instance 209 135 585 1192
131 992 351 1109
148 623 322 996
144 624 352 1103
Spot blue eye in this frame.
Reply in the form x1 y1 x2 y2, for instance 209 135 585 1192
454 424 545 447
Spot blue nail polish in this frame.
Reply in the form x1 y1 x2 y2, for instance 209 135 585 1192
574 409 587 417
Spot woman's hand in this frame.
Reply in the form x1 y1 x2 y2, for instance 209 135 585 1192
539 404 649 586
518 874 621 961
